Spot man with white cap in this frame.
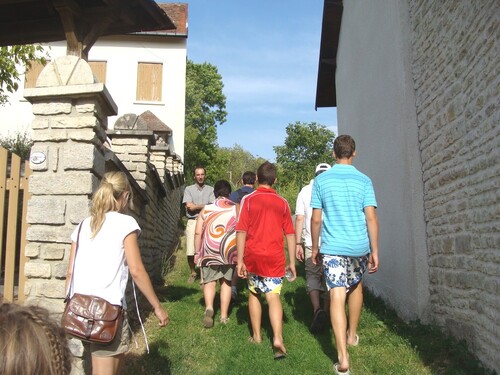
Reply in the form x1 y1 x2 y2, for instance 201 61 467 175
294 162 331 333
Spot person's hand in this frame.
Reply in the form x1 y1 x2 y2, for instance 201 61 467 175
154 305 169 327
311 247 319 265
285 264 297 282
237 262 248 278
296 244 304 262
368 252 379 273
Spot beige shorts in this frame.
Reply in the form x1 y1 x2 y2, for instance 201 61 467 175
185 219 197 256
201 265 235 284
90 313 130 357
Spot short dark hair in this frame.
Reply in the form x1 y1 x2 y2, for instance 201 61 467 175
241 171 256 185
334 135 356 159
257 161 276 186
214 180 232 198
193 166 206 175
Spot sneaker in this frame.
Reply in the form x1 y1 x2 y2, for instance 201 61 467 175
310 308 327 334
203 308 214 328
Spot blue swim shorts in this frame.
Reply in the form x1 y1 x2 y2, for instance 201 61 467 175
321 254 369 291
247 274 283 294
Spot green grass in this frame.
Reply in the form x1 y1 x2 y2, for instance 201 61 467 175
123 244 490 375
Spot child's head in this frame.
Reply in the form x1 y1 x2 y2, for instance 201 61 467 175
333 134 356 160
214 179 232 198
90 171 133 236
257 161 277 186
241 171 256 186
0 303 72 375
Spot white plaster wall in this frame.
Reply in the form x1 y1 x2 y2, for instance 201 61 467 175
0 34 187 161
335 0 429 321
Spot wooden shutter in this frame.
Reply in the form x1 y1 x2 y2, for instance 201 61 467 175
24 60 47 88
88 61 107 83
136 62 163 102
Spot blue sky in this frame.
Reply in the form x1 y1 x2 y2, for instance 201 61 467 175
181 0 337 161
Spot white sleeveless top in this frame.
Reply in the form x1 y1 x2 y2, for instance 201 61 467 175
70 212 141 306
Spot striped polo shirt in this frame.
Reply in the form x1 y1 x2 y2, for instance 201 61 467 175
311 164 377 257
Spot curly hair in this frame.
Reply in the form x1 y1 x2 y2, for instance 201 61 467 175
0 303 73 375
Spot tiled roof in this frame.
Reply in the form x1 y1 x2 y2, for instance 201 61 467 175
138 111 173 133
138 3 188 37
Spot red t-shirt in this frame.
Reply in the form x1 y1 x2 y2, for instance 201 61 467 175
236 186 295 277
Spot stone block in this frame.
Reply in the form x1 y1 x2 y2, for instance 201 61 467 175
26 225 73 244
53 261 69 279
24 262 51 278
52 116 97 129
27 196 66 224
25 242 40 258
41 244 66 260
29 172 95 195
62 143 96 170
32 129 68 142
32 118 49 129
38 281 66 298
66 196 91 225
32 101 72 115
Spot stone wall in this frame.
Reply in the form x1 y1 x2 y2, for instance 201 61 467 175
409 0 499 371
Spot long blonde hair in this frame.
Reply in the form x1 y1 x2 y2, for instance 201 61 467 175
90 171 133 237
0 303 73 375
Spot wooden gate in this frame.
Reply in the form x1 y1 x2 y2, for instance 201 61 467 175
0 146 31 303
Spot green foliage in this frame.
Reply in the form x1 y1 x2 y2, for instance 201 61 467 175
184 60 227 183
206 144 266 187
0 131 33 160
0 45 48 105
273 121 336 211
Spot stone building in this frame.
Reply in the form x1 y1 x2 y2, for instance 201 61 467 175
316 0 499 372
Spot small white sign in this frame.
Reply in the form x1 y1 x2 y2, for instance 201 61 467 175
31 152 46 164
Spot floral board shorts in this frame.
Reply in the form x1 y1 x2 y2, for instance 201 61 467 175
247 273 283 295
321 254 369 291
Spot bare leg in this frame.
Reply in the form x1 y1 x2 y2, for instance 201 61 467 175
219 278 232 320
330 287 349 371
248 291 262 342
203 280 216 311
92 354 123 375
231 270 239 300
347 281 363 345
265 292 286 355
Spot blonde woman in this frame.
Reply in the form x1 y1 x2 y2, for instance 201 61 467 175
0 303 73 375
66 171 169 375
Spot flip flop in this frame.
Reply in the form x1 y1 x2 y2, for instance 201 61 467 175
273 349 287 360
347 331 359 346
333 362 350 375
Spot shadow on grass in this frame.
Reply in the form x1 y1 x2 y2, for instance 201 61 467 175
122 337 173 375
363 290 494 375
158 284 198 302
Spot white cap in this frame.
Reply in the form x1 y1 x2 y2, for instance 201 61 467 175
315 163 331 175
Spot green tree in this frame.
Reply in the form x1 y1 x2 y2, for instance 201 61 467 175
184 60 227 183
273 121 336 211
207 144 265 187
0 45 48 105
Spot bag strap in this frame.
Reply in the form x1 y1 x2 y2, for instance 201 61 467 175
65 222 83 300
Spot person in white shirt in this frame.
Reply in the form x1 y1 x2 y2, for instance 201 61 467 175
66 171 169 375
295 163 331 333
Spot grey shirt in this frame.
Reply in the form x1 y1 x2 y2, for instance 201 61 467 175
182 183 215 219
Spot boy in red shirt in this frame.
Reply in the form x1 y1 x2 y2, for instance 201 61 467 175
236 161 296 359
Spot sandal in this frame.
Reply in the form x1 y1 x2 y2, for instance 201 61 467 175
220 317 230 324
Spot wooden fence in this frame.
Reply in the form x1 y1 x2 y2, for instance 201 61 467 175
0 146 31 303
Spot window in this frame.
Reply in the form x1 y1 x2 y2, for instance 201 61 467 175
89 61 107 83
136 62 163 102
24 60 48 88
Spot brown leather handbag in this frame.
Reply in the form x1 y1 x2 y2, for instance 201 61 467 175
61 223 123 344
62 293 123 343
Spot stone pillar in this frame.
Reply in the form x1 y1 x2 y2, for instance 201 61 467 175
23 55 117 374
